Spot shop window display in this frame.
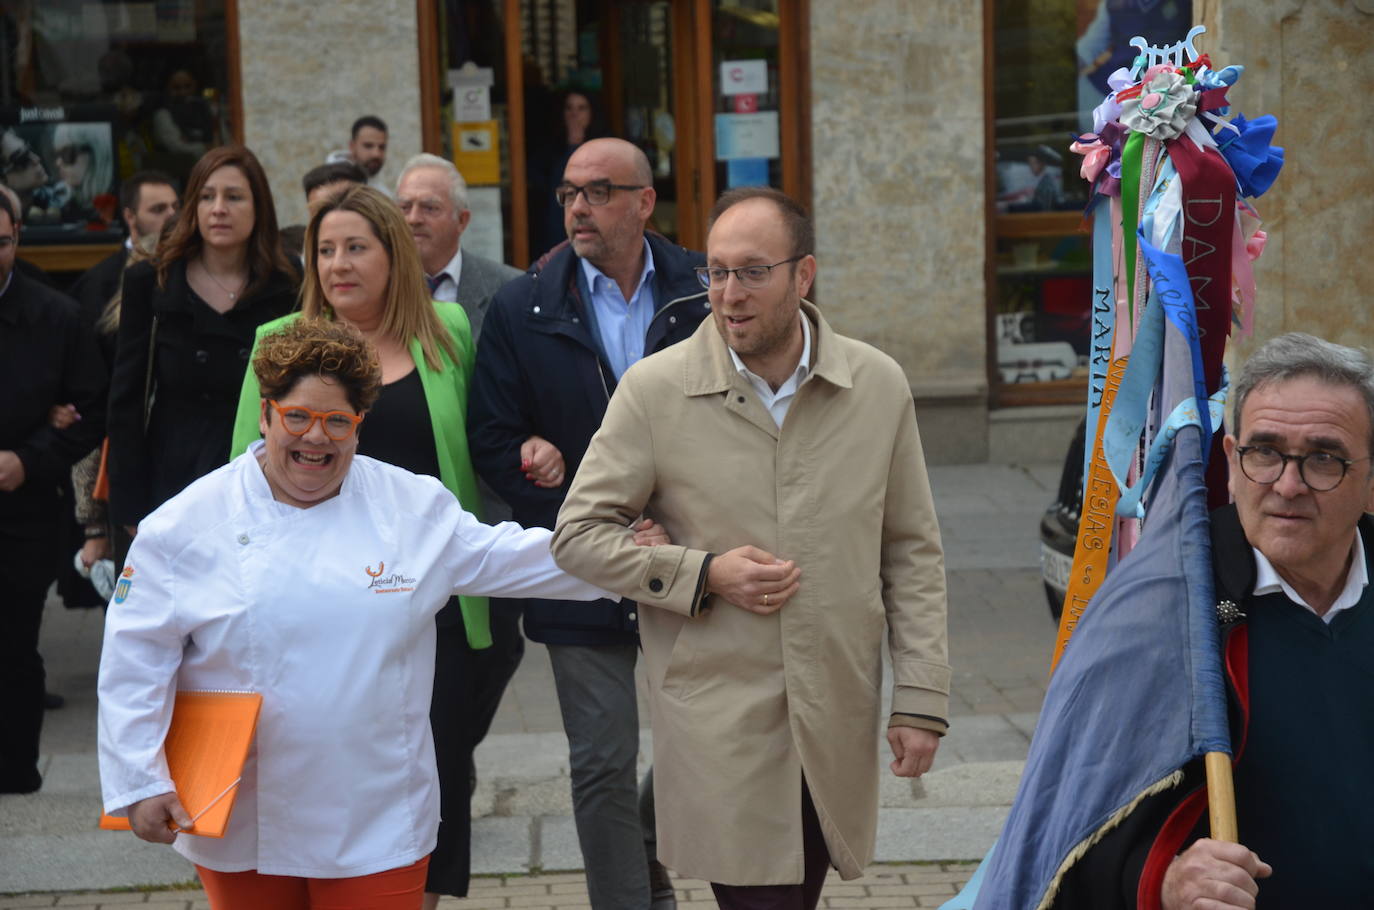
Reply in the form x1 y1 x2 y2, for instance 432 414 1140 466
992 0 1190 398
0 0 232 242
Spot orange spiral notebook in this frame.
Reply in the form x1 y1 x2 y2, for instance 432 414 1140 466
99 690 263 838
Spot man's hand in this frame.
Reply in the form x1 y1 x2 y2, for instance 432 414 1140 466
521 435 566 488
0 450 25 492
632 518 670 547
706 545 801 614
127 791 193 843
887 726 939 778
1161 838 1272 909
49 403 80 430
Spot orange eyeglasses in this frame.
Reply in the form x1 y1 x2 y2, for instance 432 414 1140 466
266 400 364 440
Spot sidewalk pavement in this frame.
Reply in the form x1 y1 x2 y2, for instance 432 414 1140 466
1 460 1068 902
0 864 982 909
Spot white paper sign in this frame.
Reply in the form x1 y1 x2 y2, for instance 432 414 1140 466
720 59 767 96
454 86 491 122
462 186 504 264
714 112 780 161
449 64 495 122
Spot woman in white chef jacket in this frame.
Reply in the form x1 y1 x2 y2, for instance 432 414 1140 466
97 319 649 909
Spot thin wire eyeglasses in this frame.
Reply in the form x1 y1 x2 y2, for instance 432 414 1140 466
267 400 364 441
1235 444 1371 492
695 255 805 290
554 182 647 207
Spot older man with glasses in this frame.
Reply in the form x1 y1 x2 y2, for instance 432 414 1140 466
468 137 708 910
1048 331 1374 910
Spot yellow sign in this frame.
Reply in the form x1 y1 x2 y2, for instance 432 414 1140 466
451 120 501 185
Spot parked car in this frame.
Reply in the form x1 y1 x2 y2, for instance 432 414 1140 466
1038 417 1086 622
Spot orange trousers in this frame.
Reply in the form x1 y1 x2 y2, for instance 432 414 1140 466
195 856 429 910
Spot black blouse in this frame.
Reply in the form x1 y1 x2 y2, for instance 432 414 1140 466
356 367 440 479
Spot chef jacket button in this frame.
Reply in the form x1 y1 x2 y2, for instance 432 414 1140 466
629 611 637 621
237 533 250 545
648 578 664 593
737 395 746 403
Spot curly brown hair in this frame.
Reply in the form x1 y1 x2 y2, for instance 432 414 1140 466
253 319 383 413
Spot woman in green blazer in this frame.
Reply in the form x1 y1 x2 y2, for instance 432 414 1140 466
228 185 492 904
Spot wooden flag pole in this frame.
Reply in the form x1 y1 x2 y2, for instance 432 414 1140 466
1205 751 1238 842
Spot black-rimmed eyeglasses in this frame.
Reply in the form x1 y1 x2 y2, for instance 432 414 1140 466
1235 444 1371 492
695 255 804 290
554 181 647 207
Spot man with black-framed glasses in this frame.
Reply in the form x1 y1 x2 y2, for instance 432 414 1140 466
1050 331 1374 909
468 137 708 910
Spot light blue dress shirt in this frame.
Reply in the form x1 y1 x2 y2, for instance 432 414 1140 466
579 240 656 380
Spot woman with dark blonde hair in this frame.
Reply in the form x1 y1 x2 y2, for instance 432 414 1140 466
107 144 298 538
229 184 488 903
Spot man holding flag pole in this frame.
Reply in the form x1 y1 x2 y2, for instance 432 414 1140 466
935 23 1374 910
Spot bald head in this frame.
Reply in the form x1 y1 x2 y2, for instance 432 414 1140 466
567 138 653 188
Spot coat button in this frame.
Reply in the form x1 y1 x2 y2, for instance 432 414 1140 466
648 578 664 593
194 350 209 363
669 316 677 325
238 347 250 360
532 305 541 314
572 315 579 323
628 611 637 621
737 395 746 403
237 533 250 545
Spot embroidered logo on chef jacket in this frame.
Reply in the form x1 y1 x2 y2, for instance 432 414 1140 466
113 566 134 604
364 561 417 594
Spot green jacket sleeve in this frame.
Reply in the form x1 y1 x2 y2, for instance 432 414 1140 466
228 314 299 460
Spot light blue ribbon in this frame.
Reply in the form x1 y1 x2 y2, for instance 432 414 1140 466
1083 201 1116 483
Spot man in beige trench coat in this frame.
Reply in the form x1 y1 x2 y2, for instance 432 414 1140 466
552 187 951 910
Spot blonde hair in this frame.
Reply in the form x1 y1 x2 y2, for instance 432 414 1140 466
300 184 457 371
97 233 160 335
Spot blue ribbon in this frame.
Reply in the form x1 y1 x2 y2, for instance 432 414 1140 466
1215 113 1284 198
1083 201 1116 484
1137 227 1213 443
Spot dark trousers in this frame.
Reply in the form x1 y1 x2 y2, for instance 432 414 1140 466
426 598 525 896
0 525 58 790
711 785 832 910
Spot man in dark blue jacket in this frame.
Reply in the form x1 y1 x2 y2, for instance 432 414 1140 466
469 138 708 910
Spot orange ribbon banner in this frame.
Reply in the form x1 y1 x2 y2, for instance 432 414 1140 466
1051 356 1128 671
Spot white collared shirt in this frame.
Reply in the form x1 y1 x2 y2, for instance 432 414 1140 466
728 313 811 428
427 247 464 303
1251 532 1368 623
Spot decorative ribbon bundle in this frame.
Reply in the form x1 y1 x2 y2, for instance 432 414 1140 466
1051 26 1284 667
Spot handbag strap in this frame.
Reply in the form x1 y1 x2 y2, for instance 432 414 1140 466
142 315 158 430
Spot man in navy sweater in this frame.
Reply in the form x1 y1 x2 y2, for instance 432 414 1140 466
1053 331 1374 909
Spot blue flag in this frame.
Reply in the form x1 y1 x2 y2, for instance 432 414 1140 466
960 414 1229 909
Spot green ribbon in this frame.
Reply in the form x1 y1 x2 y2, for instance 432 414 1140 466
1119 131 1145 331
